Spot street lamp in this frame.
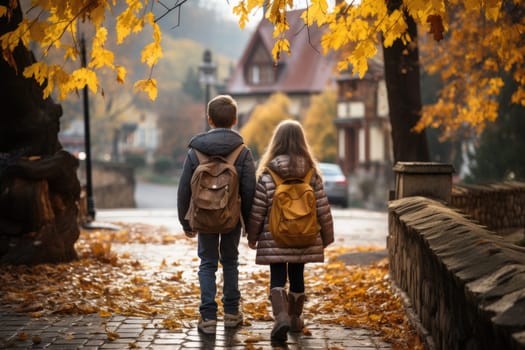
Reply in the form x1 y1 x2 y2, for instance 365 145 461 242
80 34 119 231
80 35 95 222
198 49 216 131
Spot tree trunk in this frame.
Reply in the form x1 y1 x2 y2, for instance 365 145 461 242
0 0 81 265
383 0 430 163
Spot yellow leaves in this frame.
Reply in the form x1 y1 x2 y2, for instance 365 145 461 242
90 241 113 260
0 19 30 52
99 310 112 317
244 334 264 343
0 0 162 100
90 27 114 69
116 0 145 44
114 65 126 84
271 38 290 61
162 316 183 330
301 0 329 26
381 9 408 48
134 79 157 100
70 67 98 94
105 327 120 341
140 13 162 67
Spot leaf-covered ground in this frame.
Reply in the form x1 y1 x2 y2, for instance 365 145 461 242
0 223 423 349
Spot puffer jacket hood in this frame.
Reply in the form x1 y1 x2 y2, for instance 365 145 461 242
267 155 310 179
189 128 243 156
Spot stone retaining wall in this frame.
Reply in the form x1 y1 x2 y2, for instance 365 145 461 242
78 161 136 209
451 181 525 231
388 196 525 350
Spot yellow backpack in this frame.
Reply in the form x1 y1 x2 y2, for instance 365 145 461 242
267 168 320 247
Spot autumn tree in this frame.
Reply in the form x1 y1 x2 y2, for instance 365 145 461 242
303 89 338 162
0 0 181 265
0 0 80 264
417 1 525 139
240 93 293 159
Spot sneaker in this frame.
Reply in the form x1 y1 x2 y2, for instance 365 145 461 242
198 318 217 334
224 313 243 328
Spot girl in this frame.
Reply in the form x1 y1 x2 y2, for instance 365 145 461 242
246 120 334 341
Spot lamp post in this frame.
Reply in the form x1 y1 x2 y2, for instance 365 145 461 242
80 35 96 222
80 35 120 231
198 49 216 131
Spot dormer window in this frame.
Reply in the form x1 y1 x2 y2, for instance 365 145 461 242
251 65 260 84
247 63 276 85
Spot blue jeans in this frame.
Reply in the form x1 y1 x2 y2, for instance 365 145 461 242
197 228 241 320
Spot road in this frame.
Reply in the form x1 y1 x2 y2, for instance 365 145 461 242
134 180 178 208
100 181 389 248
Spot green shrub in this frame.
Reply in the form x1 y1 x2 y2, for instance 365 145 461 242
125 154 146 168
154 157 173 174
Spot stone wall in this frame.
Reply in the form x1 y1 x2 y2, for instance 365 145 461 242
78 161 136 209
451 181 525 231
388 196 525 350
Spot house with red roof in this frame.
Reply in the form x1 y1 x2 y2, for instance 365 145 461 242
224 9 339 127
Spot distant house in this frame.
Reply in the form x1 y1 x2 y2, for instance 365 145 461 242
335 54 394 208
118 111 160 165
335 56 392 175
224 9 339 127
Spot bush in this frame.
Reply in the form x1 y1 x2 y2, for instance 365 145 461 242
125 154 146 168
154 157 173 174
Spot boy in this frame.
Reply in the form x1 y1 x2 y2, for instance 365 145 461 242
177 94 256 334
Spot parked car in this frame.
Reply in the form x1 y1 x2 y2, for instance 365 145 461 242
319 162 349 208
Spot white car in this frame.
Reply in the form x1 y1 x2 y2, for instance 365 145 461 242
319 162 349 208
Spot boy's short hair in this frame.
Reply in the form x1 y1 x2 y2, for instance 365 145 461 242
207 95 237 128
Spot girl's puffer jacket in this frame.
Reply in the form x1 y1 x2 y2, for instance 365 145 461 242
247 155 334 265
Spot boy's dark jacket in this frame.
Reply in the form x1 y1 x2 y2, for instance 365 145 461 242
177 128 256 234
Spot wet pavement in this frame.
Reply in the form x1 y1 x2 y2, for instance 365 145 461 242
0 311 392 349
0 208 393 350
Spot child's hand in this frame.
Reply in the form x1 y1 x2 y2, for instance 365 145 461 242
248 241 257 249
185 231 197 238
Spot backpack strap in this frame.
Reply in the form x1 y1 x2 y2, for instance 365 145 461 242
193 144 244 165
193 149 209 164
267 167 314 186
225 144 245 165
266 168 284 186
303 168 314 184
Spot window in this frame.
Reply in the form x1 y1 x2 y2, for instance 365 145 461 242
337 101 365 119
248 64 276 85
251 65 260 84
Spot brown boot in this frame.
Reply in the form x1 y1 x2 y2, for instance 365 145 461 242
288 292 305 332
270 287 290 341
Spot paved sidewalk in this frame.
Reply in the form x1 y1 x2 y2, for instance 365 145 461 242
0 311 391 349
0 208 393 350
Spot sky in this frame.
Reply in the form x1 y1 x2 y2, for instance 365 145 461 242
201 0 262 29
200 0 337 29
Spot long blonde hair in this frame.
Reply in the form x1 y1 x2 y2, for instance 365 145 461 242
256 119 320 178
